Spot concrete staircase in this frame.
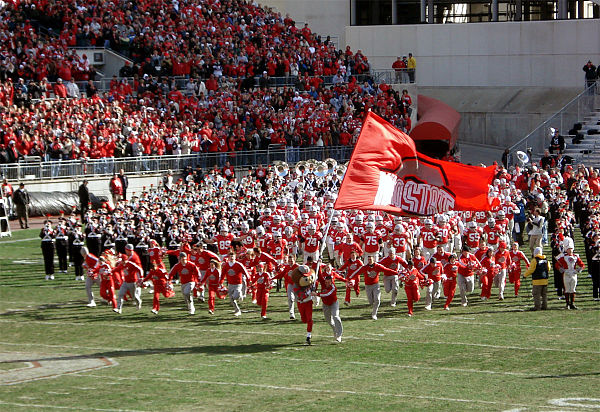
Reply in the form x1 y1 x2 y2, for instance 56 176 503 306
563 109 600 166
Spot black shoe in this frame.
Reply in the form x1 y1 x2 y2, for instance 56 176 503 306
306 337 311 345
25 225 29 228
570 304 578 310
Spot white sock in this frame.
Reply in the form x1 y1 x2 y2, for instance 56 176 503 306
307 332 311 338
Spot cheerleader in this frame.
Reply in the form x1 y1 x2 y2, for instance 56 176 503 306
402 260 424 317
97 254 117 309
199 260 225 315
251 263 273 319
442 254 460 310
140 261 175 314
479 248 498 301
508 242 530 297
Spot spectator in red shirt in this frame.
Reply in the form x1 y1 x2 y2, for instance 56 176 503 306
53 78 68 98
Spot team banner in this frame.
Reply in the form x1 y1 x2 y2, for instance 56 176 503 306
335 112 497 215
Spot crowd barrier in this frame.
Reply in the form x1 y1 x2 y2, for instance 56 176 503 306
0 146 354 181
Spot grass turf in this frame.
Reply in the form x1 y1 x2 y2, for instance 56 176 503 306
0 229 599 411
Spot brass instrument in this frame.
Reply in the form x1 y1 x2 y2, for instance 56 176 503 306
324 158 337 174
275 162 289 177
335 165 347 178
295 161 308 176
314 161 328 177
305 159 317 174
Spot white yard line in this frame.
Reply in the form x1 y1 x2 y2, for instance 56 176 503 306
417 318 595 332
76 372 563 410
0 341 124 352
217 353 536 377
0 237 38 244
0 400 147 412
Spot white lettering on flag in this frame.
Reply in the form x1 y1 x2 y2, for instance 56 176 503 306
374 171 397 206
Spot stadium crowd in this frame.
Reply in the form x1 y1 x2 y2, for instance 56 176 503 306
0 79 411 163
30 151 600 343
0 0 416 165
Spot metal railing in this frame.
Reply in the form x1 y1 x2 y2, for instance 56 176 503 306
508 80 600 165
41 71 378 98
0 146 354 181
371 68 415 85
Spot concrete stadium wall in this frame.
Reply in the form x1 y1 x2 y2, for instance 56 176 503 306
259 0 349 48
346 19 600 88
419 86 582 149
22 174 166 200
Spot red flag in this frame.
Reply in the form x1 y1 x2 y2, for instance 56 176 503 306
335 112 497 215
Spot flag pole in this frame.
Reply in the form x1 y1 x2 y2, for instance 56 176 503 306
315 211 335 280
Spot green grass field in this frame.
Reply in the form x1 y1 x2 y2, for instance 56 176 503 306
0 229 599 411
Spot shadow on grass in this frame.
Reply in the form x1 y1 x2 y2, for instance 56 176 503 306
526 371 600 379
0 342 291 365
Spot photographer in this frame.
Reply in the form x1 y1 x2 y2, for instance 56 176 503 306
526 208 545 256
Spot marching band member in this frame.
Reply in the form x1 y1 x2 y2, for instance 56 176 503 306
40 219 56 280
556 238 585 310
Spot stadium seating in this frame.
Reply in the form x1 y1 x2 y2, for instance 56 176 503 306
0 0 411 163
